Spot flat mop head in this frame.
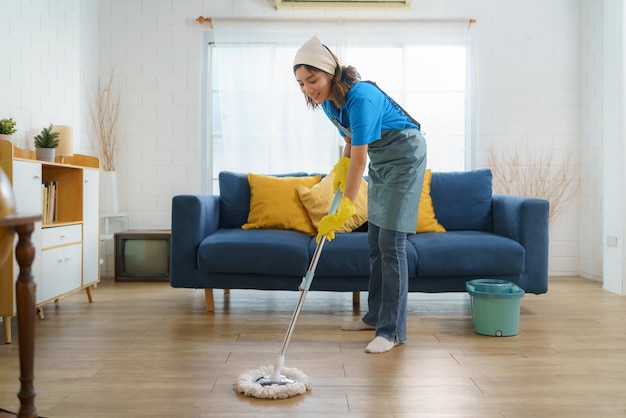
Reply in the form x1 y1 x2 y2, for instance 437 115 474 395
234 364 312 399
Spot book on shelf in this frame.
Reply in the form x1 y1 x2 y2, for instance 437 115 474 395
42 181 58 224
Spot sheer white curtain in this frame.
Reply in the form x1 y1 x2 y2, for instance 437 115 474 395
204 20 474 193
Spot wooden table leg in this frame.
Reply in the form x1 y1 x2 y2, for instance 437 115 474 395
14 222 38 418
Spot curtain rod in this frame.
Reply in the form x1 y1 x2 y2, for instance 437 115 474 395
196 16 476 30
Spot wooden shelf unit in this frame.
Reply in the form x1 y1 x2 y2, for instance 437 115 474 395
0 141 100 343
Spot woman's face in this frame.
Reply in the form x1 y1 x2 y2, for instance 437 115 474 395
295 66 333 104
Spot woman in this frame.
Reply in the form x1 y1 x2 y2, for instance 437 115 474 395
293 36 427 353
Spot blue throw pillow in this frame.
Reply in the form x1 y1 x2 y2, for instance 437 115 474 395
219 171 251 228
429 168 493 232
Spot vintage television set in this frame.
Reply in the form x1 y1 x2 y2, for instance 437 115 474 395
114 231 171 282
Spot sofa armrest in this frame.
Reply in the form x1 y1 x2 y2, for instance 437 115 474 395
492 195 550 294
170 194 220 288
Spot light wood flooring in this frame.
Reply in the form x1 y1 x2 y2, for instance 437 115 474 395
1 276 625 417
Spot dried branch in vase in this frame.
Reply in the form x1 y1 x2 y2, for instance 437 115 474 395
487 145 579 222
88 71 120 172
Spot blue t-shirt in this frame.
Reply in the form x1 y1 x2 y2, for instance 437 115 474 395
322 81 418 146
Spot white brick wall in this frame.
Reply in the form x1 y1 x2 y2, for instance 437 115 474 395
580 0 604 282
0 0 95 152
470 0 583 276
97 0 203 257
0 0 101 266
0 0 615 281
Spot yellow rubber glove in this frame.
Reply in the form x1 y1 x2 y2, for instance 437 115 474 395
317 196 356 243
332 156 350 194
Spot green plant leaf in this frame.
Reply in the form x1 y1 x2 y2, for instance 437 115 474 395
34 124 60 148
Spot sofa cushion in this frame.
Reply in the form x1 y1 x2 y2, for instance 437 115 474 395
416 169 446 233
242 173 321 235
197 228 311 276
430 169 493 232
408 231 524 277
218 171 309 228
297 171 368 233
310 232 370 277
312 232 418 278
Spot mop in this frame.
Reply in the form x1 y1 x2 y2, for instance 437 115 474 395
234 188 343 399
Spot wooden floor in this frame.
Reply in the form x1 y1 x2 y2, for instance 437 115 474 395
1 276 625 417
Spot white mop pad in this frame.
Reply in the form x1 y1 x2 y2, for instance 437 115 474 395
234 364 312 399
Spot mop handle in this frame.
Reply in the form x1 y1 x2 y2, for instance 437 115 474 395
278 188 342 360
299 188 342 292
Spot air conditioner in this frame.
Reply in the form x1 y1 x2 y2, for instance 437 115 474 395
275 0 410 9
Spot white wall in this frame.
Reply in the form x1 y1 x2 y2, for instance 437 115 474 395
580 0 604 282
0 0 98 153
471 1 582 277
1 0 616 284
600 0 626 294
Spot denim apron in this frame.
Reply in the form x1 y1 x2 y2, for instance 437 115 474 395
331 120 427 233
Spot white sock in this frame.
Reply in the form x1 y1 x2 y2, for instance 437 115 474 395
341 319 376 331
365 336 396 354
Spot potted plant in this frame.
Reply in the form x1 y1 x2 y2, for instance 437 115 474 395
0 118 17 142
34 124 60 162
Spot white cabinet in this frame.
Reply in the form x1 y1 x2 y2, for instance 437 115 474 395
0 141 100 343
11 160 43 302
41 224 83 302
12 160 43 213
82 169 99 286
41 224 82 247
41 242 83 302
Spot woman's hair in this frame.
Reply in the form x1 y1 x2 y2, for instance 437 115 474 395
294 46 361 110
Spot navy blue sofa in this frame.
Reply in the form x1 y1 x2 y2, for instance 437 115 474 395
170 169 549 311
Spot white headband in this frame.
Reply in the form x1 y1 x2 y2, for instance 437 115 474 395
293 36 337 75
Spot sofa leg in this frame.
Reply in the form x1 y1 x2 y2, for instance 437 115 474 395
205 289 215 312
224 289 230 296
352 291 360 305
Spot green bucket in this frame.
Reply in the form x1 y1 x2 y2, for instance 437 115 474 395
466 279 525 337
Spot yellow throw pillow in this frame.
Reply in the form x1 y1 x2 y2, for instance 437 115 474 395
242 174 321 236
297 171 368 233
417 169 446 233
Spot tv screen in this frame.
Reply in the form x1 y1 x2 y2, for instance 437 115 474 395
115 232 170 281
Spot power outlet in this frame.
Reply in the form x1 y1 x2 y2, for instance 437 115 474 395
607 235 618 247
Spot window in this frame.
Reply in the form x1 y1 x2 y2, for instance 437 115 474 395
203 23 474 194
343 45 469 171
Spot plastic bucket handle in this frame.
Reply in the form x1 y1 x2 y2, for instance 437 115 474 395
467 279 516 293
466 282 525 300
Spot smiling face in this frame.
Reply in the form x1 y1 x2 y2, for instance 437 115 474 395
294 66 334 105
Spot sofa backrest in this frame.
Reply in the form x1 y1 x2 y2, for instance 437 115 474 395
218 171 251 228
218 168 494 232
430 168 493 232
218 171 310 228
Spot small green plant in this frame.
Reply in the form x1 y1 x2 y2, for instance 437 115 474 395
0 118 17 135
34 124 60 149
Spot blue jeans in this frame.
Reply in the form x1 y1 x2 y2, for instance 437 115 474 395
362 222 409 344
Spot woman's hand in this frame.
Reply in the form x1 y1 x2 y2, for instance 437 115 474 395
316 196 356 243
332 156 350 193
